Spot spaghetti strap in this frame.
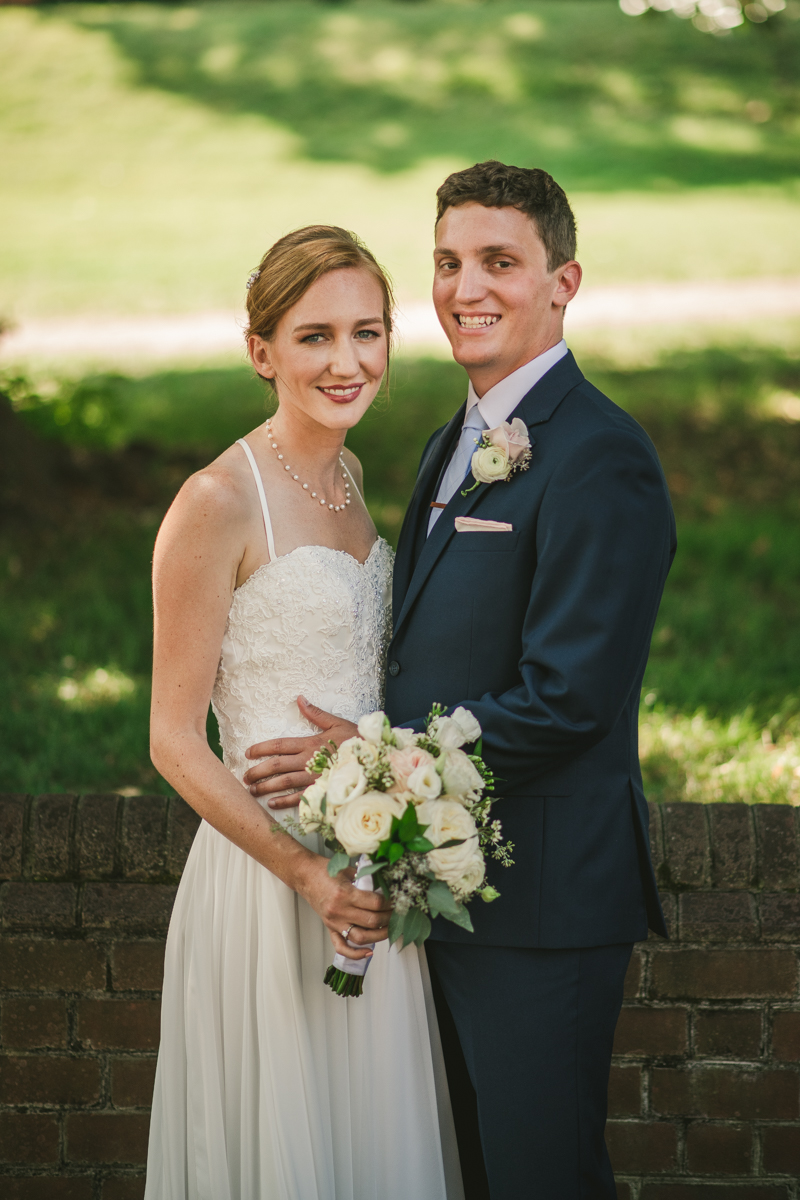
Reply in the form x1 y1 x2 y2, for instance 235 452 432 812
342 460 364 502
236 438 277 563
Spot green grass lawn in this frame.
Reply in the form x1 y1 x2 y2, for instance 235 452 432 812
3 339 800 801
1 1 799 322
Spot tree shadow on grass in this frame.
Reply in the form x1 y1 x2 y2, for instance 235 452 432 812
68 1 800 189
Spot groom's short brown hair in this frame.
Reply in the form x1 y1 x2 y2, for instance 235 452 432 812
435 161 576 272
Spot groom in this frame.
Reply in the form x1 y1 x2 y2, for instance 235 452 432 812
245 161 675 1197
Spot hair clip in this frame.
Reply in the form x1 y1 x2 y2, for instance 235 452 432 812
246 269 261 291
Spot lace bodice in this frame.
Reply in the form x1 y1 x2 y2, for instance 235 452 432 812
211 440 393 785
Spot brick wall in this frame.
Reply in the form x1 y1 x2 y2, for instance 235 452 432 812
1 795 798 1199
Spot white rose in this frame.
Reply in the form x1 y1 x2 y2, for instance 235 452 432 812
391 727 417 750
430 708 480 750
333 791 405 857
326 760 368 813
487 418 530 463
357 710 389 745
439 748 484 798
450 707 482 744
452 850 486 898
471 445 510 484
419 799 481 892
407 762 442 800
298 780 327 831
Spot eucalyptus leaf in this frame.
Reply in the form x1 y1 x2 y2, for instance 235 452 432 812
436 838 466 849
446 902 474 933
414 913 432 947
427 878 461 919
388 908 406 946
355 861 386 879
326 851 350 878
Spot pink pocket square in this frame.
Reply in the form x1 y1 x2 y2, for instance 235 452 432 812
455 517 514 533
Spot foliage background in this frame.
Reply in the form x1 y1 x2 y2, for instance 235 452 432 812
1 0 799 802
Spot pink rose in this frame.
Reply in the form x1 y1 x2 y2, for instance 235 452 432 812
487 418 530 463
388 746 436 793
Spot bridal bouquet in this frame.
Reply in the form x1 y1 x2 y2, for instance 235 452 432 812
295 705 513 997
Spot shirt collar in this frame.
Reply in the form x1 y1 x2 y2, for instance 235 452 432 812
465 339 568 429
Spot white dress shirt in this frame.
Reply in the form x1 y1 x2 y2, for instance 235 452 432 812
465 338 568 429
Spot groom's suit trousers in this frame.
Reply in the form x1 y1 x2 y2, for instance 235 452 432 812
427 940 632 1200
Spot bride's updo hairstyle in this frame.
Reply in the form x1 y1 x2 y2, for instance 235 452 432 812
245 226 395 389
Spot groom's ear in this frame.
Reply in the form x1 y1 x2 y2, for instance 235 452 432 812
552 260 582 310
248 334 276 380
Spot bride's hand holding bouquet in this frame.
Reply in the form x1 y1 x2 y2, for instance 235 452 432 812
293 704 513 996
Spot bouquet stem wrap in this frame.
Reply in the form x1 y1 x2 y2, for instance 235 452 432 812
324 854 375 998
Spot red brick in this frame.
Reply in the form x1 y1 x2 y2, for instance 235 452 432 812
650 950 797 1000
679 892 758 943
1 1181 93 1200
0 938 106 991
708 803 755 888
101 1179 146 1200
0 795 25 879
608 1065 641 1116
30 794 74 876
663 804 708 888
77 794 120 877
82 883 176 931
0 1055 101 1104
694 1009 762 1058
762 1123 800 1173
641 1188 789 1200
760 893 800 943
613 1006 687 1057
122 796 167 880
66 1112 150 1164
1 997 68 1048
772 1010 800 1061
0 1112 59 1163
755 805 799 890
111 941 164 991
606 1119 678 1172
685 1122 752 1173
77 998 160 1050
111 1056 157 1107
1 883 77 930
651 1066 799 1120
623 954 642 1000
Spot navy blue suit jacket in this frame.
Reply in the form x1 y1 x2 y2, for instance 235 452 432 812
384 352 675 948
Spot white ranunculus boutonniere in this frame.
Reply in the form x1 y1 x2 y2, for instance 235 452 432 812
462 418 532 495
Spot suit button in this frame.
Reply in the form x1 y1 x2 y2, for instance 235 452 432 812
388 660 401 677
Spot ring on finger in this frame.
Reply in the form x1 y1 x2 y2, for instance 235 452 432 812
342 924 355 941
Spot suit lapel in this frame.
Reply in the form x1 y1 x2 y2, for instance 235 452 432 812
392 352 585 639
392 403 465 612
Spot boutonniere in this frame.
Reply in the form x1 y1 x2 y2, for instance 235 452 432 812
461 418 532 495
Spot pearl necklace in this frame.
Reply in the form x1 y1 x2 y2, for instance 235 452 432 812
265 419 351 512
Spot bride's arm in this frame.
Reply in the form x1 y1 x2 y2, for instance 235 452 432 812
150 465 390 956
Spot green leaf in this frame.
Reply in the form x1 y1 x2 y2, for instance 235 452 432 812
415 913 432 946
376 838 394 860
445 902 474 933
388 908 406 946
405 836 434 854
355 861 386 879
388 841 405 865
401 905 431 948
327 851 350 878
474 737 483 757
398 802 419 842
427 878 461 919
436 837 466 849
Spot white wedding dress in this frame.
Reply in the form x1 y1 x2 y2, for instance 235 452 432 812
145 439 463 1200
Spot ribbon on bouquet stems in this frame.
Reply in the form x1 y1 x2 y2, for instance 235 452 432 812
324 854 375 998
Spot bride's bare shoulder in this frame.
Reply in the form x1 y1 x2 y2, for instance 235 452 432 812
159 442 255 542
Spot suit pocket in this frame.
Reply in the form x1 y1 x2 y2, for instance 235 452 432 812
450 531 520 553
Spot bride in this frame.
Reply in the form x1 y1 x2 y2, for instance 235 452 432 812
146 226 462 1200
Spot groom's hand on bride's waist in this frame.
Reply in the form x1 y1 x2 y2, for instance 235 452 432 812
243 696 358 809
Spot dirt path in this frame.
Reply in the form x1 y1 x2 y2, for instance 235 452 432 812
3 278 800 365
